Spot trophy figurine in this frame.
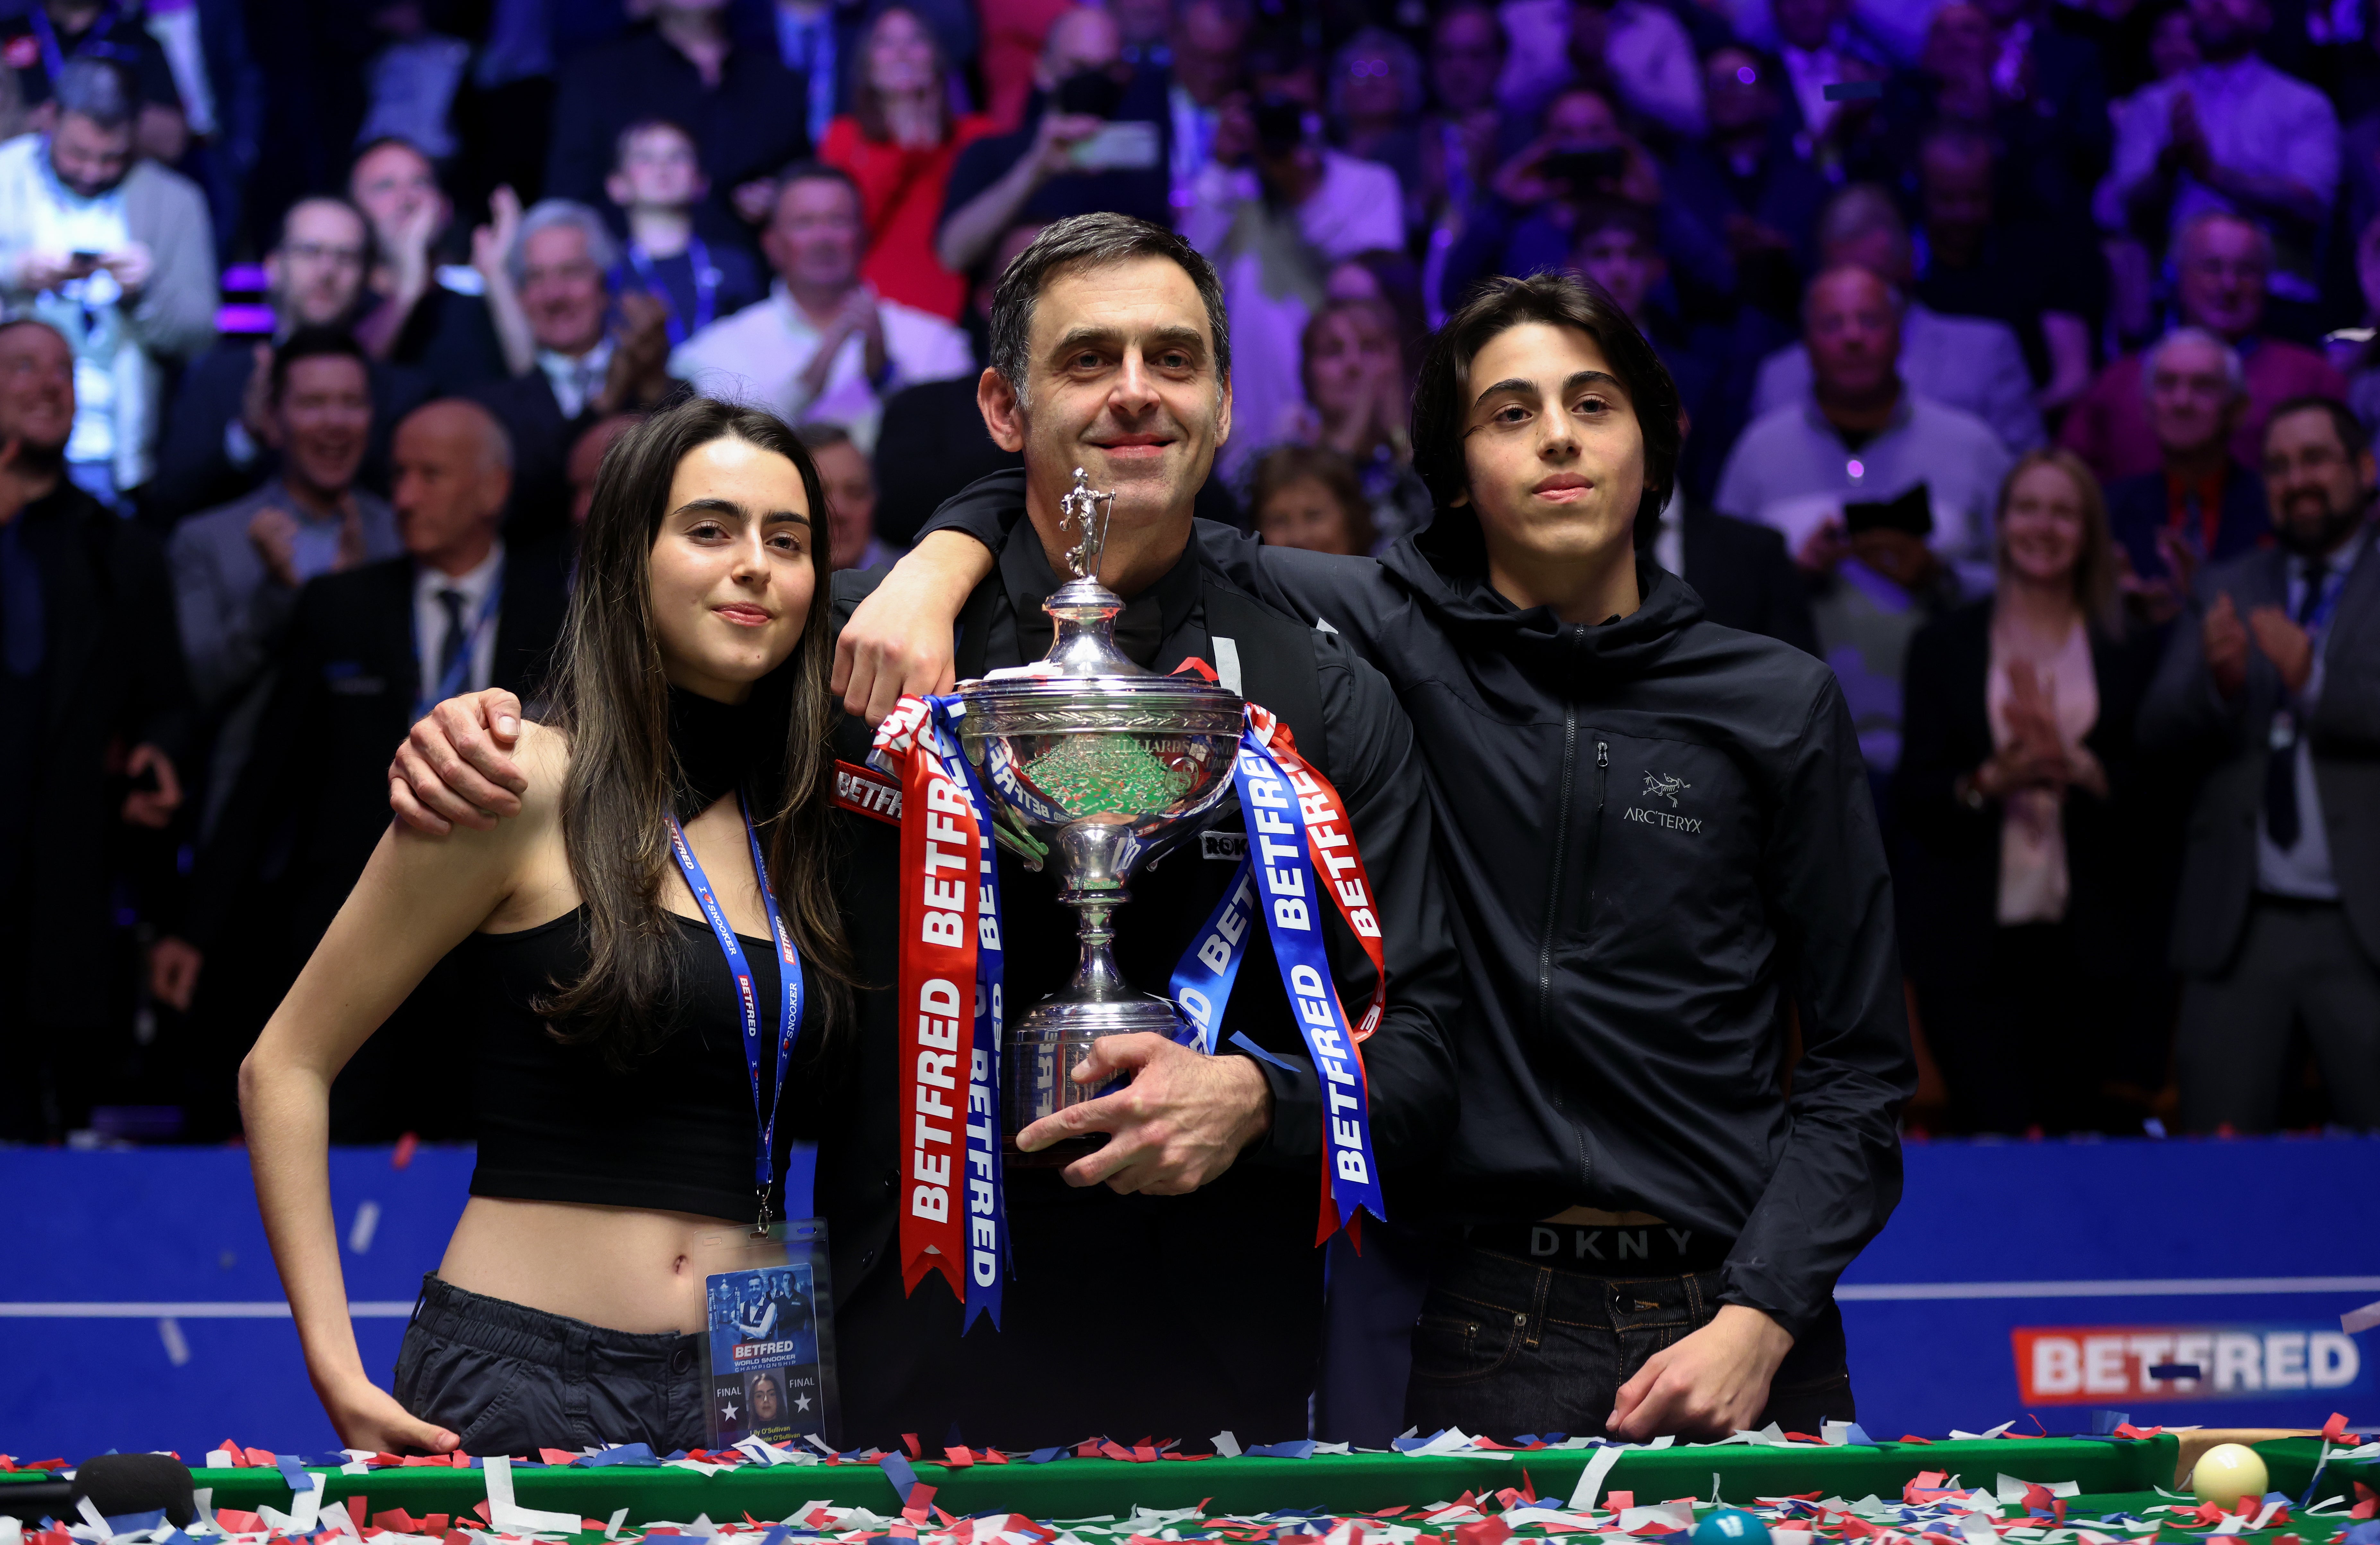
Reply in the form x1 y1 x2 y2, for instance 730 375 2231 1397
954 469 1245 1145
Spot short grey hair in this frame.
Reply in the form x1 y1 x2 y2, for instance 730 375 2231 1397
987 213 1230 409
1816 182 1913 275
506 199 620 289
53 60 134 131
2141 326 2246 400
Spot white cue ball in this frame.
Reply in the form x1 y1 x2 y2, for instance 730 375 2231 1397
2189 1444 2270 1509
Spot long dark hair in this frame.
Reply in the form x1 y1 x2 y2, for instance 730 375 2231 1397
538 396 852 1064
851 5 952 144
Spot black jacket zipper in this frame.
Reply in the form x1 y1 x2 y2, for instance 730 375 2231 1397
1535 703 1579 1040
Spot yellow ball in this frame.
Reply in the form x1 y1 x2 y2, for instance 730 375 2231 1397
2190 1444 2270 1509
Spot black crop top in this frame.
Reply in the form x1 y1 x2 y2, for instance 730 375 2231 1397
461 904 812 1223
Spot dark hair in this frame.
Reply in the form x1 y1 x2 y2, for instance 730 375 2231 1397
1570 197 1657 249
989 214 1231 404
1251 444 1377 554
851 5 954 144
769 161 867 228
1298 295 1405 407
537 395 853 1065
2264 393 2371 462
351 134 434 176
1412 271 1680 529
53 59 133 130
269 326 370 404
612 116 698 176
276 195 378 275
794 422 856 453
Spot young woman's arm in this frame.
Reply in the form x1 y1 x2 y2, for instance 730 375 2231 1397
241 728 561 1452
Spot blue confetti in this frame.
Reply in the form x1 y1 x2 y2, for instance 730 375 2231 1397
880 1451 920 1504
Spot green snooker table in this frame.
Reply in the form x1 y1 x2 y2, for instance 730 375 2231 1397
6 1435 2371 1545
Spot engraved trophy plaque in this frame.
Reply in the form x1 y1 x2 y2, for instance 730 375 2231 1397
954 469 1244 1145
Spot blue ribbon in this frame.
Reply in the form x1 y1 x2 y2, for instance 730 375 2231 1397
409 563 504 724
1169 858 1258 1053
619 235 720 348
666 791 806 1232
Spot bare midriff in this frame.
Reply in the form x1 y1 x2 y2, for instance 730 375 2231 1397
435 1196 791 1335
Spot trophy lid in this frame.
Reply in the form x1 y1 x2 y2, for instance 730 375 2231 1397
1040 467 1147 679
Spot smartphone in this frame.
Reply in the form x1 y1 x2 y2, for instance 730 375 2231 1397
1069 120 1162 171
1055 67 1126 119
1543 147 1627 191
1842 483 1934 539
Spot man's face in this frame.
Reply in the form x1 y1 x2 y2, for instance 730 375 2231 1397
1804 268 1901 398
2176 217 2267 339
2262 406 2376 555
812 439 880 569
997 254 1231 537
1920 141 1994 244
350 143 445 243
270 201 372 328
1703 49 1773 135
1543 89 1622 150
0 324 76 454
608 125 704 211
1574 227 1662 320
1340 40 1405 123
392 405 508 565
567 414 637 528
519 223 611 356
2190 0 2264 55
2144 336 2237 459
1922 3 1996 78
1043 7 1125 90
48 112 133 199
1172 1 1246 106
1114 0 1172 47
1774 0 1846 51
1455 320 1647 574
1430 9 1504 114
276 354 373 497
762 178 862 294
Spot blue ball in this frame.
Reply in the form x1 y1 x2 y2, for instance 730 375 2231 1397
1690 1510 1772 1545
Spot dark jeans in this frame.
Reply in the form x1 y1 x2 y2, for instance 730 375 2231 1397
1405 1245 1854 1440
393 1275 708 1455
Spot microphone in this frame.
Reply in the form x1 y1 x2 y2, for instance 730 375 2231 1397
0 1454 197 1527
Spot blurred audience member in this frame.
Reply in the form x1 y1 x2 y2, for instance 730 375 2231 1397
821 6 997 320
799 421 895 569
1666 45 1831 319
1497 0 1705 135
678 163 973 451
605 119 766 350
1167 0 1250 202
1410 1 1508 260
348 137 507 394
1897 451 2164 1133
565 413 641 532
2337 214 2380 437
1250 444 1376 555
1 1 188 164
1265 297 1431 549
1718 265 2010 775
0 318 187 1141
1324 253 1429 390
469 200 675 542
2104 327 2271 625
1770 0 1891 151
546 0 811 239
1329 27 1425 224
2062 211 2346 483
757 0 980 148
154 197 431 522
939 8 1171 281
169 330 400 842
2141 396 2380 1133
982 0 1080 131
1749 184 2044 454
0 60 215 512
1634 470 1821 654
1573 200 1728 488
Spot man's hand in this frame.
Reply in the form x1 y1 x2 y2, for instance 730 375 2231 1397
1794 517 1851 576
1850 528 1941 591
100 241 154 295
121 743 182 828
1606 1303 1794 1441
831 530 994 722
1013 1035 1274 1195
388 688 527 834
151 937 203 1011
1034 109 1107 178
249 506 303 589
240 341 280 449
601 291 676 415
2248 605 2315 694
16 250 97 291
470 185 524 287
2205 591 2250 699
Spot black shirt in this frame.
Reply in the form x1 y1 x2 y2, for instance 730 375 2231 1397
936 73 1173 254
1 6 183 114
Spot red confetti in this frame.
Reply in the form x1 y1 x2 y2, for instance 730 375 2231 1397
216 1511 266 1533
538 1449 578 1466
902 1435 923 1459
393 1132 418 1168
1606 1493 1633 1513
1900 1436 1934 1445
1454 1521 1511 1545
944 1447 975 1468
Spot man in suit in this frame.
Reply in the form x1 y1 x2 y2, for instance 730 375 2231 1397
150 196 433 522
2141 395 2380 1132
170 398 569 1138
1637 484 1820 654
468 200 674 547
2103 327 2270 626
0 318 190 1139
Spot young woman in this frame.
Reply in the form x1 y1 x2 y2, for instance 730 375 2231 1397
243 396 848 1455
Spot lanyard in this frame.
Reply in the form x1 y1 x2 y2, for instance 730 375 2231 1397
623 237 718 349
668 793 808 1235
409 564 504 724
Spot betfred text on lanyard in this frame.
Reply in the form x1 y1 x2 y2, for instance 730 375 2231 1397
667 792 808 1235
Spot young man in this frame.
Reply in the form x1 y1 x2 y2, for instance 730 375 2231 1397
603 119 764 350
836 271 1915 1438
385 215 1461 1450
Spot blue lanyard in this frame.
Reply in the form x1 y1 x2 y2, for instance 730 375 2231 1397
409 565 504 724
621 237 717 349
667 792 806 1234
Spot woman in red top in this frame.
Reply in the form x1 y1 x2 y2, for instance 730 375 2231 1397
819 7 995 322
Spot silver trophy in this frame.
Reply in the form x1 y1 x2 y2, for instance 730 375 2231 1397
954 468 1244 1150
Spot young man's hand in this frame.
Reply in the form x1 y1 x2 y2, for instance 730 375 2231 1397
1606 1303 1794 1440
387 689 527 834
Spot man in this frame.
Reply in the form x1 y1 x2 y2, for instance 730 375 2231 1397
0 0 188 163
1497 0 1705 135
2105 0 2338 305
2063 211 2346 485
176 399 568 1140
0 59 215 511
1664 45 1831 322
675 164 974 453
0 319 188 1140
1746 184 2043 456
348 138 507 396
2104 328 2271 624
795 422 895 570
1718 265 2007 780
151 196 433 521
2140 396 2380 1132
469 200 674 543
168 329 403 845
937 8 1173 281
1166 0 1249 205
389 214 1461 1449
603 118 766 350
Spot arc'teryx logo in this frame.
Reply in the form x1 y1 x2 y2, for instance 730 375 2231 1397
1643 772 1691 807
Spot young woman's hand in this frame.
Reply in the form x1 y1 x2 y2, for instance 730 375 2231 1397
318 1372 460 1456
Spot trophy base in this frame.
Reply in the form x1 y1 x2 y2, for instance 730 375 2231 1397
1005 991 1186 1137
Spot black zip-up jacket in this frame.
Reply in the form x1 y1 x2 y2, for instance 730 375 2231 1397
917 494 1915 1339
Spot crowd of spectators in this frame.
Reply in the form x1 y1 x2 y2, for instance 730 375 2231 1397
1 0 2376 1144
